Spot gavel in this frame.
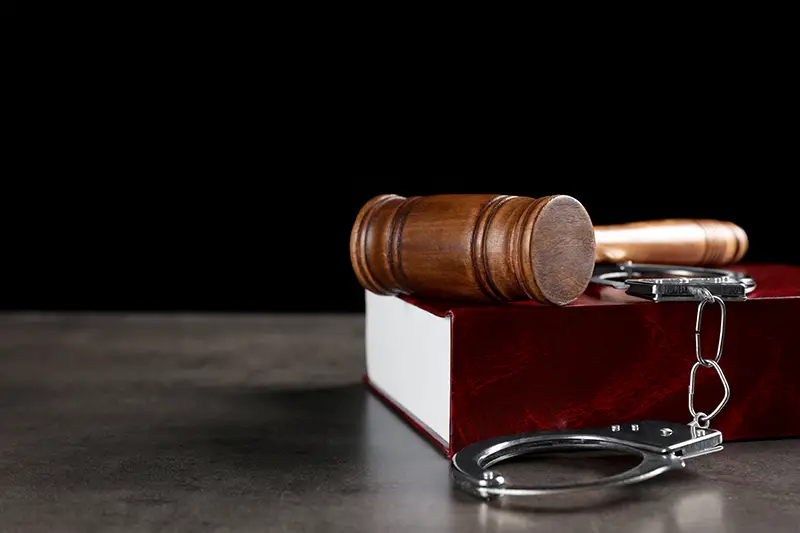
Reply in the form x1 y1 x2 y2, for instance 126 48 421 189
349 193 748 306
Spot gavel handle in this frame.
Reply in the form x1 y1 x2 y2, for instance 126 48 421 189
594 219 748 266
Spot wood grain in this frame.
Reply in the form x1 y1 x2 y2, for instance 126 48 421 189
349 194 596 305
350 195 750 304
594 218 748 265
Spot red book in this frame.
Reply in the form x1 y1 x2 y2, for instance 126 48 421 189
363 264 800 458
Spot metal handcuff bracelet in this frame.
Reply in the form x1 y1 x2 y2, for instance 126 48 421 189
451 262 756 500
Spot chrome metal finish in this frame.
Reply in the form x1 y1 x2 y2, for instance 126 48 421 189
690 412 711 430
451 263 753 500
591 262 756 301
695 293 726 366
592 261 743 435
451 421 723 499
688 360 730 426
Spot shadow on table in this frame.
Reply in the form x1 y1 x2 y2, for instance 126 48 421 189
178 382 726 523
16 379 727 531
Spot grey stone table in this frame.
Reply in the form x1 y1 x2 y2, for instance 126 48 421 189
1 313 798 532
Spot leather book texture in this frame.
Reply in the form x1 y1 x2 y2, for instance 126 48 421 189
364 264 800 457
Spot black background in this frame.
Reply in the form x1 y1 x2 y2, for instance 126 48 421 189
6 6 796 313
2 178 796 314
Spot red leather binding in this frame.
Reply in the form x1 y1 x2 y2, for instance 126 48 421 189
371 264 800 457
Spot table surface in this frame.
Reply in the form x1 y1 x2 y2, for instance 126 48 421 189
1 313 798 532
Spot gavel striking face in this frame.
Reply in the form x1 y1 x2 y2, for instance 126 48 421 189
349 194 748 306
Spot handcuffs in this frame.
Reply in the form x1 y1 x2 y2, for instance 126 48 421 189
451 262 756 500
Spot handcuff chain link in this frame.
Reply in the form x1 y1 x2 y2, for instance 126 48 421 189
687 287 731 429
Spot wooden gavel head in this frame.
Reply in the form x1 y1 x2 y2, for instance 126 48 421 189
349 193 749 306
349 193 597 305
